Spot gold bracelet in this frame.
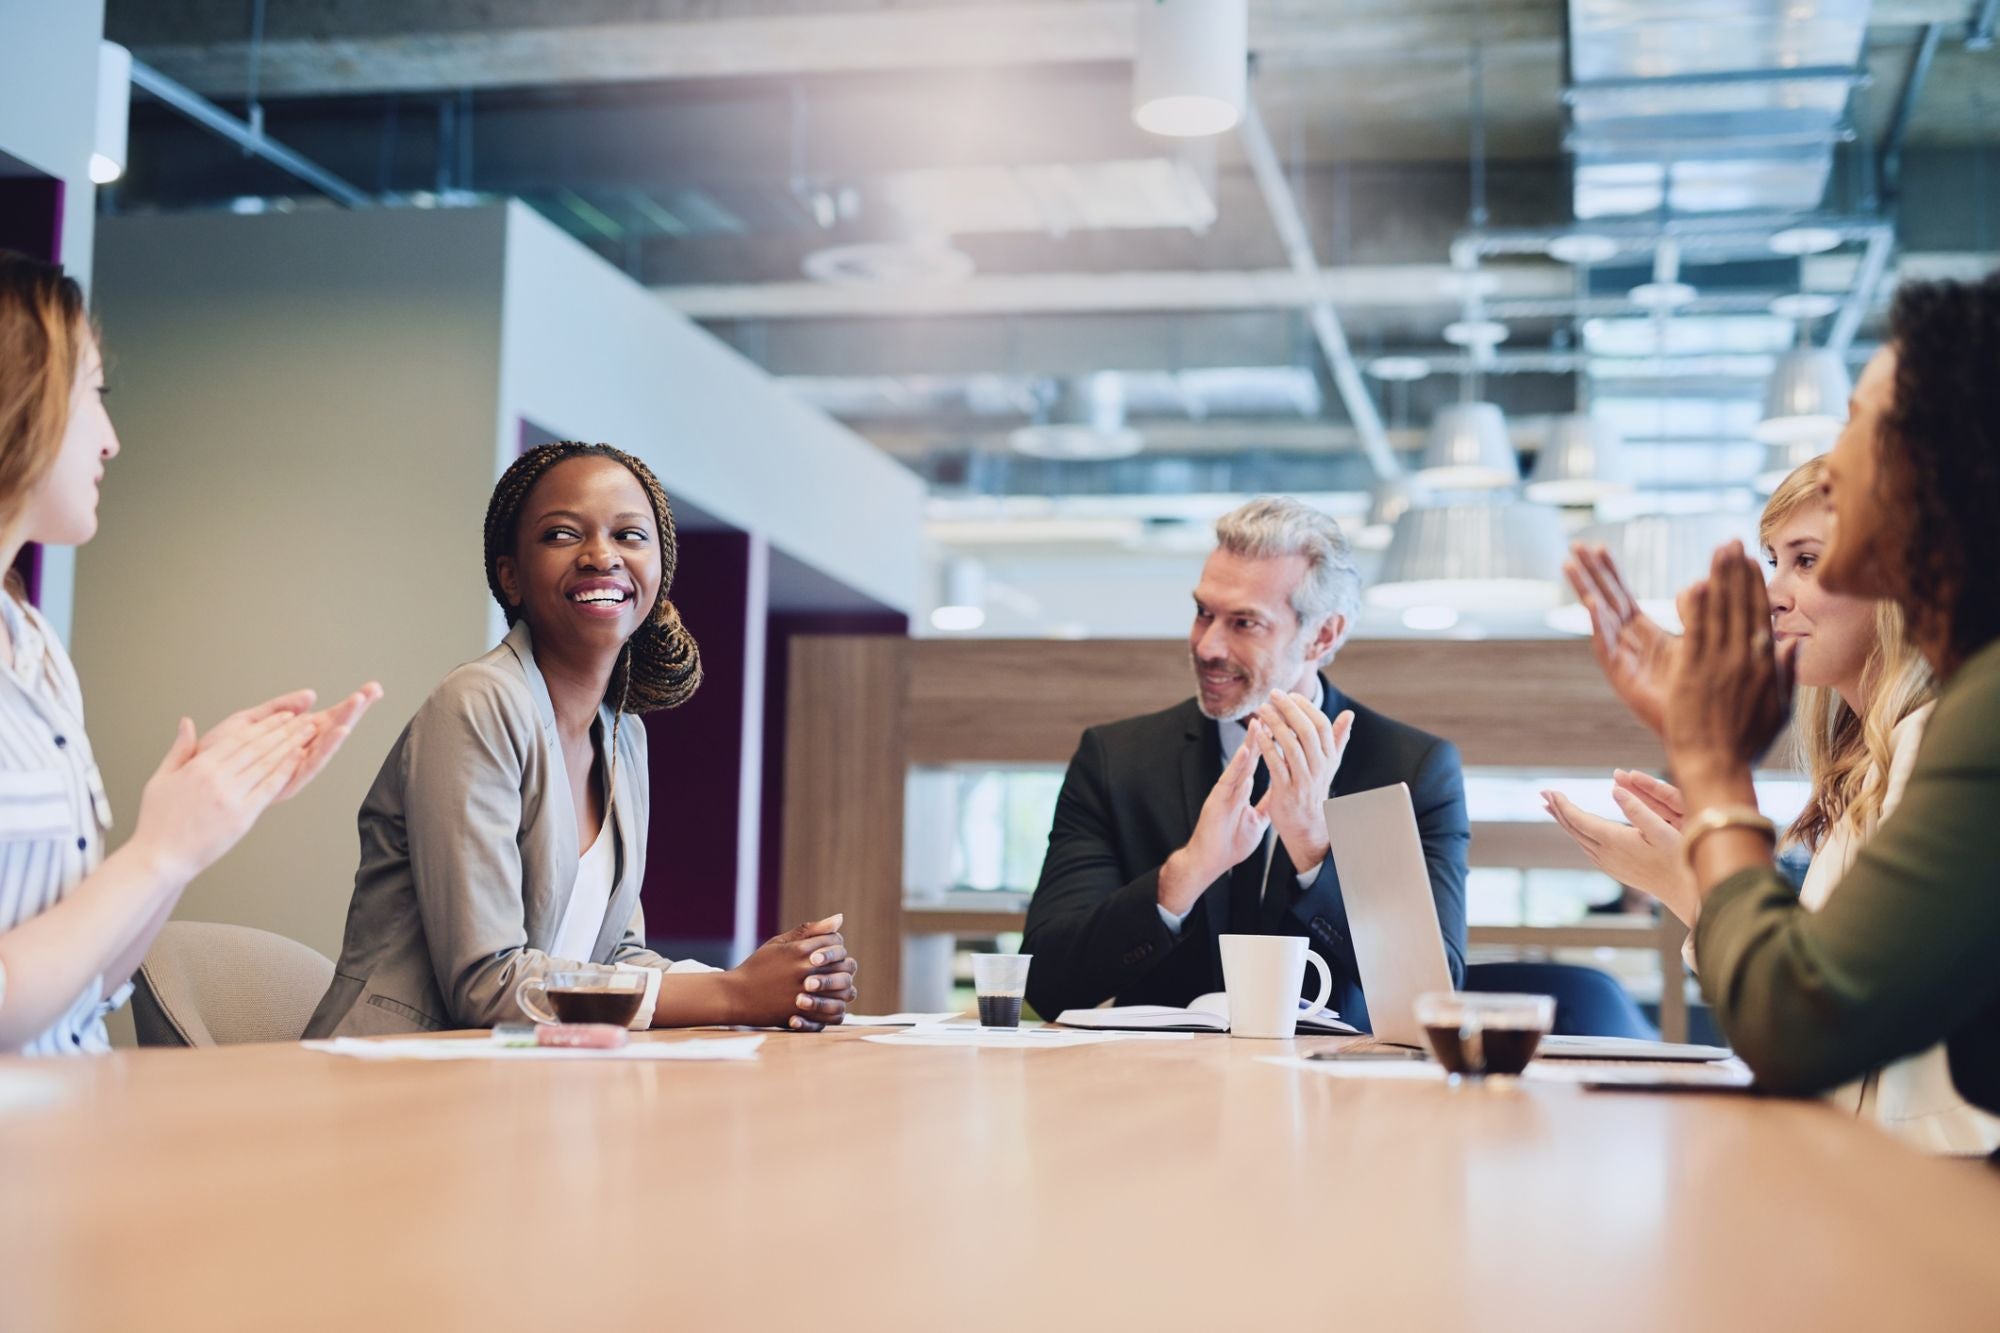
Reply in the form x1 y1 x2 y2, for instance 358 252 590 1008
1680 804 1777 867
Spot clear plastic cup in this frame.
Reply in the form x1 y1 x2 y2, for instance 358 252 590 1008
1414 991 1555 1080
971 953 1033 1028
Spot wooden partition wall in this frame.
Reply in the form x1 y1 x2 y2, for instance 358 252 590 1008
780 638 1689 1035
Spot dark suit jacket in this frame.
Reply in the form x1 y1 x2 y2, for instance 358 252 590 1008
1022 673 1468 1032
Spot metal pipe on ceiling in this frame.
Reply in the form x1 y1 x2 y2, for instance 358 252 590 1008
1878 23 1944 208
1234 96 1402 482
128 58 370 208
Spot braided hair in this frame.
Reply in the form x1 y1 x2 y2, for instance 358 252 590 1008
1876 271 2000 675
484 442 702 714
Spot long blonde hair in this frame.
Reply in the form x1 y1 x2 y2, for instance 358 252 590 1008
1762 458 1934 851
0 251 90 551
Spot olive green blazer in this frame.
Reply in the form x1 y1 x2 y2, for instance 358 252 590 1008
1695 636 2000 1115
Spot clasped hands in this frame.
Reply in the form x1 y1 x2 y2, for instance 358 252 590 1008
1160 691 1355 918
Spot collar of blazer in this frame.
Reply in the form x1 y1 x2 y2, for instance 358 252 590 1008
500 619 645 961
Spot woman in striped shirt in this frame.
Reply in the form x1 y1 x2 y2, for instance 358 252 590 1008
0 251 381 1056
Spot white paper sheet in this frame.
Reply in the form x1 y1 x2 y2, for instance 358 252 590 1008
303 1035 765 1062
861 1024 1147 1049
839 1012 967 1027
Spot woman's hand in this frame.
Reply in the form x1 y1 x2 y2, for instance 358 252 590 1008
1665 542 1796 794
1612 769 1685 830
1566 542 1679 737
725 914 858 1031
1543 786 1698 925
194 683 385 802
128 710 317 884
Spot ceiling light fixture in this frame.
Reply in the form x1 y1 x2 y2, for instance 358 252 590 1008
91 42 131 185
1545 512 1757 634
1525 413 1631 505
1131 0 1248 138
1756 346 1851 443
1442 319 1510 348
1415 402 1520 490
1366 355 1432 382
1547 233 1621 265
1769 225 1843 256
1009 373 1145 460
1368 502 1566 611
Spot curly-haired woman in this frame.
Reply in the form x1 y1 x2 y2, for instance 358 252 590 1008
1598 272 2000 1114
305 443 856 1036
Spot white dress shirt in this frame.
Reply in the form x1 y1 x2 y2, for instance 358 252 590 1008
1158 674 1329 936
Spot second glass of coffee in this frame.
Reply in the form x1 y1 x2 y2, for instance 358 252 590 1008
972 953 1033 1028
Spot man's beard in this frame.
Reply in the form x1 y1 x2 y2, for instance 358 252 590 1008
1191 637 1312 722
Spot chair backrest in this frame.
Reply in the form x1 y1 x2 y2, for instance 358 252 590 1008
1462 961 1659 1040
131 921 335 1047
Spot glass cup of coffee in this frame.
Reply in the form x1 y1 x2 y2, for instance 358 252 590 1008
971 953 1033 1028
1414 991 1555 1081
515 970 647 1028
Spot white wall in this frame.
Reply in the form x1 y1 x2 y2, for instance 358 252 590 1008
0 0 107 644
497 202 923 616
80 207 511 960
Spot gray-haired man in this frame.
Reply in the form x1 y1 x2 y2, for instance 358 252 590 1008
1022 497 1469 1030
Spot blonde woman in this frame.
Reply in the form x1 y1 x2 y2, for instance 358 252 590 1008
1549 458 2000 1154
0 250 380 1055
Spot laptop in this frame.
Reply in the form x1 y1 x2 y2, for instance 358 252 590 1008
1323 784 1731 1063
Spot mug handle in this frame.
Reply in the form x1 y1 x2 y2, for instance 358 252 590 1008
1300 949 1335 1018
515 976 560 1025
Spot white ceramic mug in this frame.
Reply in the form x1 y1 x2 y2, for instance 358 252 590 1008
1218 934 1334 1039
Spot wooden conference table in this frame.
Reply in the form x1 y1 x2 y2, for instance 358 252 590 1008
3 1028 1998 1332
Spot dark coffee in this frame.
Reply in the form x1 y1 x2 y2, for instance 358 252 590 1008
1422 1023 1543 1077
978 994 1024 1028
547 988 644 1027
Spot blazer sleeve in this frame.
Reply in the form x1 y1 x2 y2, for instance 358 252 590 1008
1022 728 1179 1017
1288 737 1471 988
1693 692 2000 1099
402 668 611 1026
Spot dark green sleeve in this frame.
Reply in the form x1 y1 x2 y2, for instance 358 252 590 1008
1694 670 2000 1096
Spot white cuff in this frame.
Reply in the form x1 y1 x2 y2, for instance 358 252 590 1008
1157 902 1192 938
614 963 664 1031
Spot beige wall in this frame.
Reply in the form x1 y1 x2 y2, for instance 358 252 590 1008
80 207 510 962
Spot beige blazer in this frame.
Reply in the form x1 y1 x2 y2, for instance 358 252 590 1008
305 621 680 1037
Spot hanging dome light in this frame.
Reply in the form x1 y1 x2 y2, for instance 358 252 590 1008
1352 478 1418 552
1757 347 1851 444
91 42 132 185
1416 402 1519 489
1367 502 1566 611
1545 512 1758 635
1131 0 1248 138
1009 373 1144 460
1525 414 1631 505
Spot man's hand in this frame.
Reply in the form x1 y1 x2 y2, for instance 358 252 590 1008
1158 738 1268 918
1250 691 1354 875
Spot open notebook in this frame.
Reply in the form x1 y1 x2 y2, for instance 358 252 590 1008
1056 993 1359 1036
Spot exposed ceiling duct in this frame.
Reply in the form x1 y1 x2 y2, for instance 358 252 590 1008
1565 0 1873 220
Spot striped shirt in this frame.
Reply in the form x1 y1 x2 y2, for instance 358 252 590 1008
0 592 122 1056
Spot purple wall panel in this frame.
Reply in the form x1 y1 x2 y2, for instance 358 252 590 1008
640 530 755 949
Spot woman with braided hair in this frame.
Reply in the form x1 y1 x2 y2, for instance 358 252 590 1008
306 443 857 1036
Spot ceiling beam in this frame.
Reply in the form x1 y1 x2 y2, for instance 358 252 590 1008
662 263 1573 320
111 0 1563 98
